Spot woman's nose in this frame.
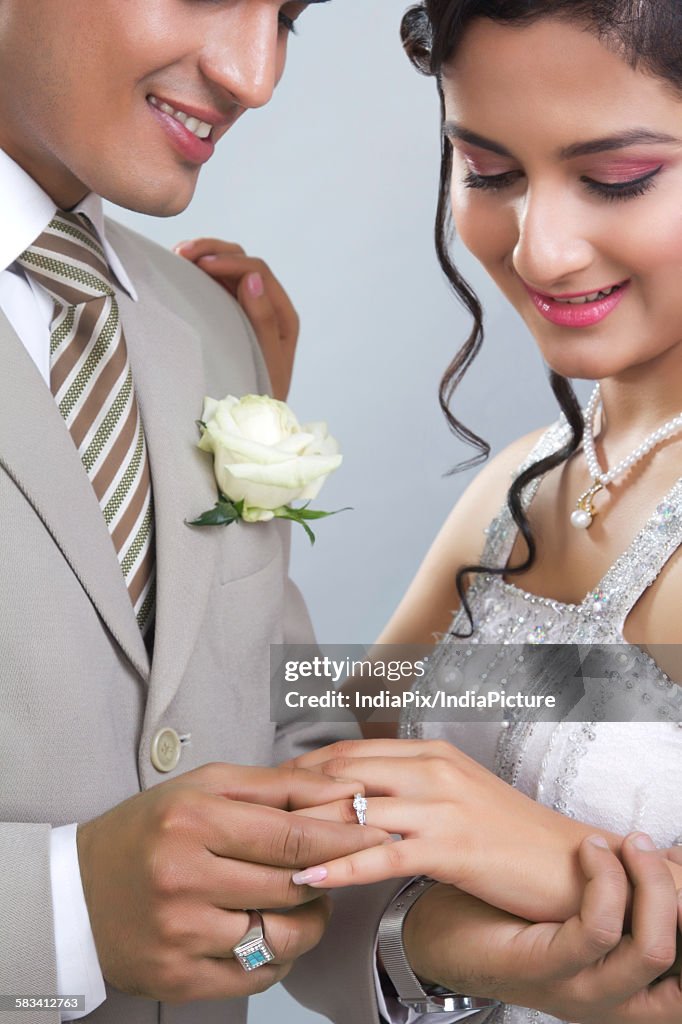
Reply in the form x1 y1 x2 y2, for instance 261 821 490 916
512 186 595 292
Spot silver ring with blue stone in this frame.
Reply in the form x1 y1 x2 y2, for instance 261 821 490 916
232 910 276 972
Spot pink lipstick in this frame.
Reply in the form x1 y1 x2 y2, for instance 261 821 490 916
523 280 630 328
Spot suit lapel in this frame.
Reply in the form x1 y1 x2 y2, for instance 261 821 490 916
115 281 222 727
0 311 151 680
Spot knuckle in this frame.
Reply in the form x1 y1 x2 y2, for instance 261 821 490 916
326 739 360 761
279 820 311 866
638 944 677 973
321 757 353 780
583 921 623 954
380 843 407 873
425 756 456 787
426 740 456 760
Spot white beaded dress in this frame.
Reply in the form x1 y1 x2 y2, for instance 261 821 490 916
400 418 682 1024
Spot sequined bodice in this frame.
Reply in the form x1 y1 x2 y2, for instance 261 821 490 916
400 419 682 1024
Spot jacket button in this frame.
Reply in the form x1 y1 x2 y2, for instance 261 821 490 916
150 727 182 772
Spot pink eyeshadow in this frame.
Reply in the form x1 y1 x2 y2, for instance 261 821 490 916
584 159 664 183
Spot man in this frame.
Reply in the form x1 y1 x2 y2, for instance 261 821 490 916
0 2 388 1022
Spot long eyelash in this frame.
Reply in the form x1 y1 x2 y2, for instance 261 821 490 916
278 12 298 34
463 170 521 191
581 166 663 202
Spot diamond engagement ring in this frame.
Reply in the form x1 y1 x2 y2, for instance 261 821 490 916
232 910 276 972
353 792 368 826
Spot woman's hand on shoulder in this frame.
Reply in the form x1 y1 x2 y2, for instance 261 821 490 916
174 238 298 401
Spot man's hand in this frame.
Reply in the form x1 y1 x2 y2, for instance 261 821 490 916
401 834 682 1023
76 762 387 1003
174 238 298 401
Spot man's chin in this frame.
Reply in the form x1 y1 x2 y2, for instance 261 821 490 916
102 174 199 218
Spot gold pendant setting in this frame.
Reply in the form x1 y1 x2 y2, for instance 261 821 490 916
570 481 604 530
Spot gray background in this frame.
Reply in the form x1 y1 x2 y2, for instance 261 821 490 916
106 2 582 1019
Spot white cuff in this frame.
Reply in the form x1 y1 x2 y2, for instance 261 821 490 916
49 824 106 1021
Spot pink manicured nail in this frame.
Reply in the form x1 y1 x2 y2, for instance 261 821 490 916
632 833 656 851
587 835 609 848
292 867 328 885
246 272 264 298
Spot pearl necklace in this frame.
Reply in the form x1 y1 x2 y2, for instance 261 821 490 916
571 384 682 529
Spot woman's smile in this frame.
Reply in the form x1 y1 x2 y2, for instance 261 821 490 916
442 17 682 383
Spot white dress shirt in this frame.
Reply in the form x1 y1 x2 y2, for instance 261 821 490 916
0 148 136 1021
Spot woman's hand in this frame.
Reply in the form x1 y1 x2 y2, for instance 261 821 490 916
174 238 298 401
402 834 682 1023
288 739 682 924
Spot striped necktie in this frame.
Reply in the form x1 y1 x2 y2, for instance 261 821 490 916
17 211 156 638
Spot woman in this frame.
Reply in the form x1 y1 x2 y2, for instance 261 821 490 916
181 3 682 1018
285 1 682 1020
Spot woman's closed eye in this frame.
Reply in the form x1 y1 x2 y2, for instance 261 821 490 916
462 164 665 202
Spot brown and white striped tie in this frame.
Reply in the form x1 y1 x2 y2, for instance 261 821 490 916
17 211 156 637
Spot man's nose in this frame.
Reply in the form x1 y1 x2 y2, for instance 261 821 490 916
199 5 281 110
512 185 595 291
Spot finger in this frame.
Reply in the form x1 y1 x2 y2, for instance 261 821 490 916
623 833 678 978
663 845 682 866
540 836 627 979
290 756 460 801
197 252 298 329
290 837 441 889
203 896 331 962
196 794 389 868
236 272 280 349
293 796 430 833
291 738 449 771
173 237 246 259
172 899 332 1001
176 761 368 810
577 833 679 1006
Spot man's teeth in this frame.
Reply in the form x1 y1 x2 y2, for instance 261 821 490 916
554 285 621 305
148 96 213 140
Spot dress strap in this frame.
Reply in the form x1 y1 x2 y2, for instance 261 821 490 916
480 417 573 570
587 478 682 629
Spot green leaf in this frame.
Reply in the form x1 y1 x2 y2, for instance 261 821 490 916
272 504 351 545
289 506 352 521
185 497 242 528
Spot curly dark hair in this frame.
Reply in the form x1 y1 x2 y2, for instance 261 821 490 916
401 0 682 635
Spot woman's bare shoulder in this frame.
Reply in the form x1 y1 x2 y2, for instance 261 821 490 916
378 425 550 644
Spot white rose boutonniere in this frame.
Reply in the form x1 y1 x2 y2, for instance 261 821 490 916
188 394 346 543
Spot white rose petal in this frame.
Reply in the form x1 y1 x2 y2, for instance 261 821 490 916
198 394 342 519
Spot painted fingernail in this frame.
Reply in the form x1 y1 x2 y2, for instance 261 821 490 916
632 833 656 851
292 867 328 885
246 272 264 298
587 835 609 848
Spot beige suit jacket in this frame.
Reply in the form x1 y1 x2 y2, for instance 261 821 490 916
0 219 389 1024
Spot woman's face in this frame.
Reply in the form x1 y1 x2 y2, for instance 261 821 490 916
442 17 682 382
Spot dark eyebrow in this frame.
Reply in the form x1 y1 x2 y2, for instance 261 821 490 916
442 124 512 157
559 129 680 158
443 123 680 160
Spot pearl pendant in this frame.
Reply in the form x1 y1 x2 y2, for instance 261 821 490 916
571 481 603 529
570 508 593 529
